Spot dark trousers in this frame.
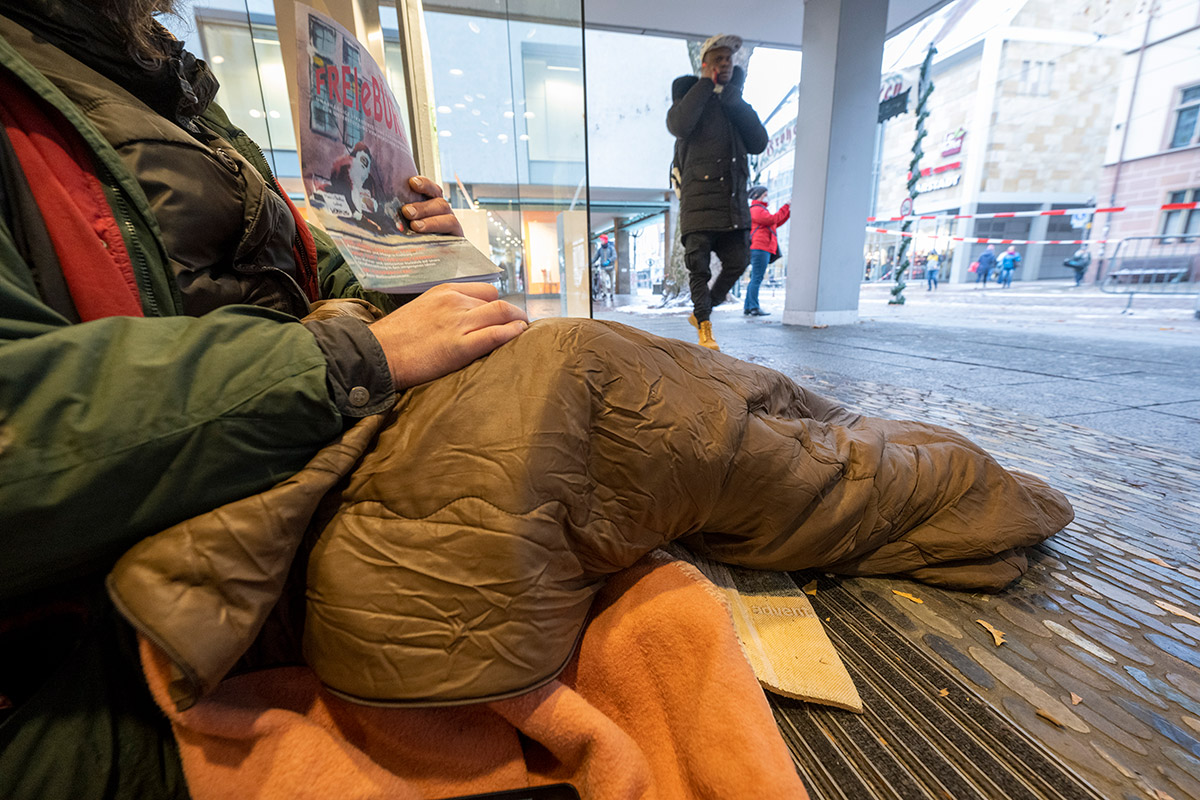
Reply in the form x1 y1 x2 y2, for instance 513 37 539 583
683 229 750 322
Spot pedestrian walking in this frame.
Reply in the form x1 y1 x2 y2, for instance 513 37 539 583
1064 245 1091 287
591 234 616 304
667 32 768 350
745 186 789 316
926 250 941 291
999 246 1022 288
976 245 997 287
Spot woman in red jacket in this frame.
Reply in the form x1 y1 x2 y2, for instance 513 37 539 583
744 186 790 316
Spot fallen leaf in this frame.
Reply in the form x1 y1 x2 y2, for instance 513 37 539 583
802 579 818 596
893 590 924 604
976 619 1007 646
1156 600 1200 626
1148 557 1171 568
938 688 950 697
1070 693 1082 706
1155 791 1178 800
1036 708 1065 727
812 324 828 329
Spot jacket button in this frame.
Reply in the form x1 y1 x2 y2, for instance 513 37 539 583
215 148 240 174
348 386 370 407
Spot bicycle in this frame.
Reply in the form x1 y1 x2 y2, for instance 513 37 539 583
592 265 615 307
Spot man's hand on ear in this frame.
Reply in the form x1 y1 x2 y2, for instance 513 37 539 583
721 66 746 101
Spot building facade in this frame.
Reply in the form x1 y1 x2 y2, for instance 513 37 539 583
1097 0 1200 275
871 0 1138 283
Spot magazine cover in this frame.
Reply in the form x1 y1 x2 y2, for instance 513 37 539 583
294 4 499 292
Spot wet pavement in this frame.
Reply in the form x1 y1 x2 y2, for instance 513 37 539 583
591 280 1200 799
595 279 1200 455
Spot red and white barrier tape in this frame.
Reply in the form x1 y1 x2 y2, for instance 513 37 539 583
865 227 1109 246
865 201 1198 224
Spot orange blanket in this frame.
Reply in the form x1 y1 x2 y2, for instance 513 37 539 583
141 552 809 800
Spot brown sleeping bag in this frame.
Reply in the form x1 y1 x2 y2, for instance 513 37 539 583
109 318 1073 710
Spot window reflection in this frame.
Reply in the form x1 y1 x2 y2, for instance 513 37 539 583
423 8 588 316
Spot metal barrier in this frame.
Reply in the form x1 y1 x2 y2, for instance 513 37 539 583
1097 235 1200 311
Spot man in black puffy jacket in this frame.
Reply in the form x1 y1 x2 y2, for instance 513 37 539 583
667 33 767 351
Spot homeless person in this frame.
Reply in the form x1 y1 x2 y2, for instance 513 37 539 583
0 3 1074 799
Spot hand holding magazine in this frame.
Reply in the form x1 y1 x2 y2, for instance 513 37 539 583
295 5 499 292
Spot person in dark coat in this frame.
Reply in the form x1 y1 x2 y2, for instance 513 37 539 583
976 245 997 287
666 33 768 351
1064 245 1091 287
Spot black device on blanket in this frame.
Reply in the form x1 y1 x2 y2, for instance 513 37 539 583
437 784 580 800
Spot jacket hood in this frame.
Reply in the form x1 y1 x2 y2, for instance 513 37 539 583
0 0 217 129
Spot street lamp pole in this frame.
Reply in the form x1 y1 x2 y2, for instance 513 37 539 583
1104 0 1157 261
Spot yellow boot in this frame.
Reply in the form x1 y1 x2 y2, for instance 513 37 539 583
688 313 720 351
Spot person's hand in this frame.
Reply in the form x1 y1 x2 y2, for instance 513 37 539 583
368 282 528 389
699 61 717 84
719 66 745 101
401 176 463 236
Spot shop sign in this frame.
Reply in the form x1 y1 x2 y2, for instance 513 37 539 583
941 127 966 157
879 67 918 123
917 172 961 193
758 120 797 165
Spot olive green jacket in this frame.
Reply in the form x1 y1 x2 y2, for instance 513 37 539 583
0 18 377 601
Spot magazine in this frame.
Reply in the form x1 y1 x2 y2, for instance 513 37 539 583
294 5 499 292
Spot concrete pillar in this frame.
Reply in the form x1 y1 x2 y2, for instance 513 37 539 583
783 0 889 326
615 219 633 295
949 34 1003 284
1022 203 1052 281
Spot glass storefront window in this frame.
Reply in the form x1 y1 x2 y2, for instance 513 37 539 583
199 21 297 171
422 3 589 317
375 4 414 143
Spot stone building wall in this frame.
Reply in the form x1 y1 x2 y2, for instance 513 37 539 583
984 39 1121 196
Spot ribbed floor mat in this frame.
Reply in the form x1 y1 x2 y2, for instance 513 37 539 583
772 578 1104 800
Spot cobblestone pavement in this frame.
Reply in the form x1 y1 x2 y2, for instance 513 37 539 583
773 374 1200 800
592 284 1200 799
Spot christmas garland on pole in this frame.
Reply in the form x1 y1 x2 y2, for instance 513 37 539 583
890 44 937 305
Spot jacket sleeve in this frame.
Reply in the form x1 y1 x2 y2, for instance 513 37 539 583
0 223 348 600
666 76 714 141
724 95 769 155
771 205 791 227
718 70 769 155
